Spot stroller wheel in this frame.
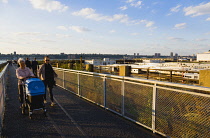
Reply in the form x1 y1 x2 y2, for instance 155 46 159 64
44 109 47 117
29 111 33 119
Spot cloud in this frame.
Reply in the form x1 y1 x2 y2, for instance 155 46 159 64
109 30 116 33
31 38 56 43
119 6 127 11
57 26 68 31
170 5 182 12
55 34 71 38
28 0 68 12
69 26 91 33
131 33 139 36
206 17 210 21
130 1 142 8
195 38 209 41
167 5 182 16
72 8 155 28
1 0 8 3
205 32 210 35
137 20 154 27
174 23 186 29
72 8 129 23
168 37 185 41
126 0 143 8
80 38 92 44
126 0 135 3
13 32 48 36
57 25 91 33
39 39 56 43
183 2 210 17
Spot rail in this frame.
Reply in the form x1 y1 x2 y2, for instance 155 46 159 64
53 67 210 138
0 63 8 134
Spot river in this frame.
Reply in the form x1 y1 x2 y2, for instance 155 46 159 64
0 61 7 64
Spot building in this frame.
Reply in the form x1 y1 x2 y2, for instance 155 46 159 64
197 51 210 62
85 58 116 65
170 52 173 58
143 60 165 63
154 53 161 58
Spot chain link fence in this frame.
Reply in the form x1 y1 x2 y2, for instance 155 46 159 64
64 71 78 95
54 68 210 138
156 86 210 138
124 81 153 128
80 74 104 105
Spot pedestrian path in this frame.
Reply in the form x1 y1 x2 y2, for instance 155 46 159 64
1 65 162 138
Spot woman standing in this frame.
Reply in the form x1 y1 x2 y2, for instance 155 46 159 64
16 58 35 109
38 56 57 106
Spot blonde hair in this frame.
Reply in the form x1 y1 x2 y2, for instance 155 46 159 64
18 58 25 64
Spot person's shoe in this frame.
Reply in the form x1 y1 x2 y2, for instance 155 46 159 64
51 102 56 106
44 100 47 104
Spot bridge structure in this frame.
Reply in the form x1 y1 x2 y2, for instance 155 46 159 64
0 63 209 137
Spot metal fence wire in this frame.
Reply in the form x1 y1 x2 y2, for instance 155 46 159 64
64 71 78 94
80 74 104 105
156 87 210 138
124 81 153 128
55 69 63 87
106 78 122 114
54 68 210 138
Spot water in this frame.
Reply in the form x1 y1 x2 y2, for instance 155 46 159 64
0 61 7 64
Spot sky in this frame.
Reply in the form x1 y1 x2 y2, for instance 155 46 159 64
0 0 210 56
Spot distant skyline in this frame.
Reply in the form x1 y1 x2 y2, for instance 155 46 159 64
0 0 210 55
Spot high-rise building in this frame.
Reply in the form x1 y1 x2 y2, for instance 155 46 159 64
14 51 16 56
154 53 161 58
170 52 173 58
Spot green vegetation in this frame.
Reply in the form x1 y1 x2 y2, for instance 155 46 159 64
38 60 84 71
0 63 7 72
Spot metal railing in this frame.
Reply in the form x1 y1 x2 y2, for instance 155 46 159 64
54 67 210 138
0 63 8 134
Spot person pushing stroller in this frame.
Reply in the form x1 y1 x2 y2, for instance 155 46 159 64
16 58 35 108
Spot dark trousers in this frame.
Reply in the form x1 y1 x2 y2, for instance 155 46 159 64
18 85 24 104
32 69 37 76
43 80 54 102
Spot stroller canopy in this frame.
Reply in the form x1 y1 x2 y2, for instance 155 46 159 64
25 78 45 96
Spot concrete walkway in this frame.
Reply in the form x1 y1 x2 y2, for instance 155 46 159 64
1 65 163 138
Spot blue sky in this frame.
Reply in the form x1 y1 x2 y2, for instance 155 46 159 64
0 0 210 56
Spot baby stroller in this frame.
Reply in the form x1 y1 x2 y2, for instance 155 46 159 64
22 78 47 119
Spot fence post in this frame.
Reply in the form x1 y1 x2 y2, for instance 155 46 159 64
103 76 106 108
121 78 125 116
147 68 150 79
63 70 65 88
99 66 102 73
170 71 172 82
152 83 157 133
77 72 80 96
80 56 83 70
